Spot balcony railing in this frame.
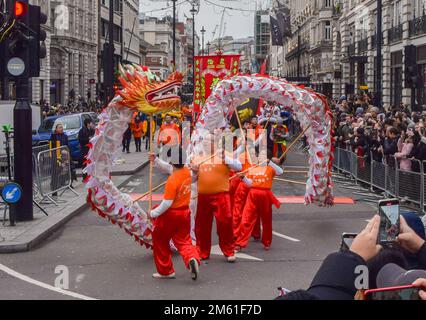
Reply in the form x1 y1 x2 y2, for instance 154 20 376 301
358 38 368 54
388 24 403 44
409 15 426 37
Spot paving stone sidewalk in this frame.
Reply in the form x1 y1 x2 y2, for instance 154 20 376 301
0 151 149 253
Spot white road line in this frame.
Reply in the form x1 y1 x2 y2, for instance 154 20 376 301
272 231 300 242
210 245 263 261
0 263 98 300
284 166 310 169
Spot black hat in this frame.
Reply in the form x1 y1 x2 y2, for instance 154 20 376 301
376 263 426 288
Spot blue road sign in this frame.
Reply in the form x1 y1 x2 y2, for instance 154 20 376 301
1 182 22 204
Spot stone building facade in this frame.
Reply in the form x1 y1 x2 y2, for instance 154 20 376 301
336 0 426 109
48 0 98 105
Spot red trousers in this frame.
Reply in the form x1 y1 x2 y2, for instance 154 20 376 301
229 177 241 211
232 182 261 240
273 143 287 158
153 207 200 276
236 188 280 248
195 192 235 259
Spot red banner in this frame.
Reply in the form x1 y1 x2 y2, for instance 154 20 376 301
193 54 240 113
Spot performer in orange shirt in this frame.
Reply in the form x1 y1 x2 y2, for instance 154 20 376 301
235 151 283 251
157 114 181 148
191 132 242 262
149 146 200 280
232 139 261 242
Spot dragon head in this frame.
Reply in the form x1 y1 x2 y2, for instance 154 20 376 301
116 64 184 114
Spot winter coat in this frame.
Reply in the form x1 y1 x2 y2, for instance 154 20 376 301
131 121 144 139
276 251 366 300
395 138 414 171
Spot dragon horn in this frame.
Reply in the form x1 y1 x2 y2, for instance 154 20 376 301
133 64 143 73
118 63 128 80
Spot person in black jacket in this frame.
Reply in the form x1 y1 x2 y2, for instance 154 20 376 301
122 124 132 153
382 127 399 165
277 214 426 300
78 118 95 179
277 215 383 300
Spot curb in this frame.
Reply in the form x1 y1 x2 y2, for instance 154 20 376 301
0 163 147 254
76 159 149 177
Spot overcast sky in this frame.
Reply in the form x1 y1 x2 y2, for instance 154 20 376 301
139 0 272 42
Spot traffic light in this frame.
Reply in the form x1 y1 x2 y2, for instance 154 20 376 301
0 0 30 78
28 4 47 77
0 1 47 78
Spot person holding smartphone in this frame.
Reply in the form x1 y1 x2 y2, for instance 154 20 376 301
397 215 426 269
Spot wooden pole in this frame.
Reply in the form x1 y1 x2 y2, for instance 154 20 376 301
133 181 167 203
230 124 311 180
234 108 253 164
274 177 306 185
278 124 310 162
148 115 154 212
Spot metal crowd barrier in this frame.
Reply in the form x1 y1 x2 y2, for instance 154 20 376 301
35 146 78 205
333 147 426 214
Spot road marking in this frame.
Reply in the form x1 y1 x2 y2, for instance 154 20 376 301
132 194 355 205
210 245 263 261
0 263 97 300
285 166 310 169
272 231 300 242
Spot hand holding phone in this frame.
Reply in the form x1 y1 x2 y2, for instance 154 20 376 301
350 215 382 261
365 285 421 300
397 215 426 254
413 278 426 300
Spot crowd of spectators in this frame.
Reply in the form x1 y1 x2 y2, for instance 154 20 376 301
332 93 426 172
37 96 104 119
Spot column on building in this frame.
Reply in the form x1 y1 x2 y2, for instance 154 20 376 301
382 2 392 108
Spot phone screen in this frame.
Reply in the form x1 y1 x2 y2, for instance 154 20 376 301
378 200 400 244
340 233 357 251
367 287 420 300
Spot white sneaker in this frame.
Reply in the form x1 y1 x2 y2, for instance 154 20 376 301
227 255 236 263
152 272 176 279
189 258 199 280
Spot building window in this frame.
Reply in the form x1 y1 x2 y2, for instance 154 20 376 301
413 0 426 18
325 21 332 40
390 51 403 108
324 0 332 8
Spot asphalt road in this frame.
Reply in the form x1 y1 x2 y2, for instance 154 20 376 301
0 149 378 300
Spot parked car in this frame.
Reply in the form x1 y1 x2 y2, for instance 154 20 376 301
32 112 99 162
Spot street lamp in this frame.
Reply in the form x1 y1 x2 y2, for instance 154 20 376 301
201 26 206 56
375 0 383 108
207 41 211 55
172 0 177 70
190 3 198 88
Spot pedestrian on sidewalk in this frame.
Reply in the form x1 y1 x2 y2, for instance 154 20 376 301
122 124 132 153
131 116 144 152
149 146 200 280
78 118 95 179
49 123 76 195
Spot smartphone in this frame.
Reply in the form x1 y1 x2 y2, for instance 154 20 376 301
340 233 357 251
364 285 420 300
378 199 400 245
